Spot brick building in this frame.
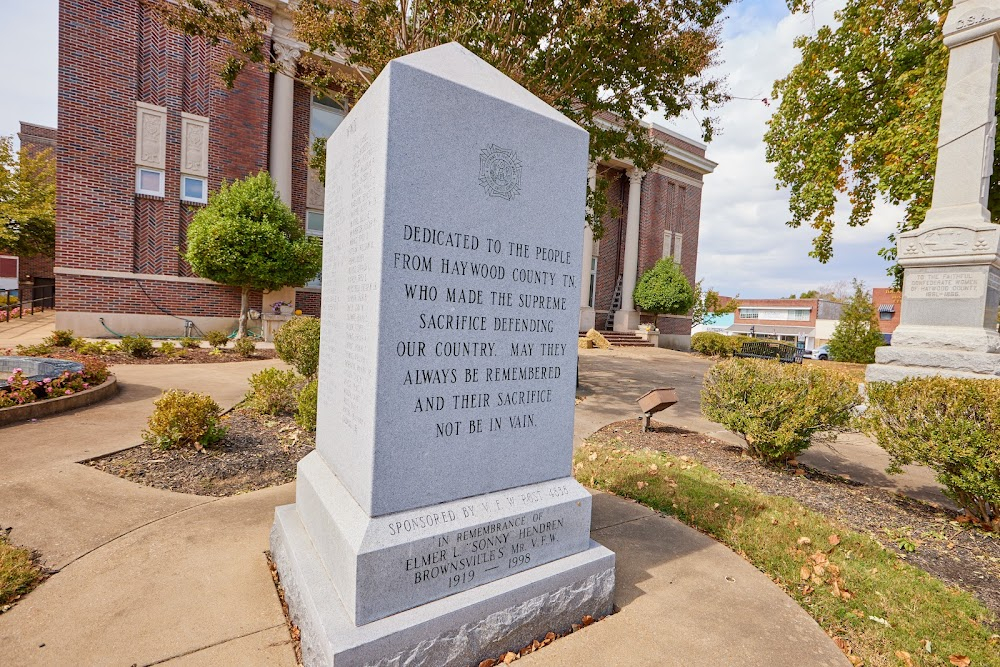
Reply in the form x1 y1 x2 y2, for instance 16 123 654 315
55 0 714 338
727 298 845 351
872 288 902 342
1 123 57 304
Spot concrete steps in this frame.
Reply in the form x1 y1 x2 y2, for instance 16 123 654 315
596 331 654 348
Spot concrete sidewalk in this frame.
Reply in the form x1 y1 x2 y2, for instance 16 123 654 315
0 309 56 347
1 355 848 666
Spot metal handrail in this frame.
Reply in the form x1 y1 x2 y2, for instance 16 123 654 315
1 283 55 322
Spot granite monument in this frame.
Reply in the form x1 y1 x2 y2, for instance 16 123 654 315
270 42 615 666
867 0 1000 381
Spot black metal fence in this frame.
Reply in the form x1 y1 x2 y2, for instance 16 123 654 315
1 282 56 322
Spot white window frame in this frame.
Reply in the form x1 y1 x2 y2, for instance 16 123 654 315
180 175 208 204
588 256 598 307
135 167 165 197
306 210 324 237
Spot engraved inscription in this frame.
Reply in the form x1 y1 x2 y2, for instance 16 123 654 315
905 271 986 299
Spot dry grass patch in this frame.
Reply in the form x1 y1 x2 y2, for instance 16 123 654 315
0 531 43 608
575 442 1000 666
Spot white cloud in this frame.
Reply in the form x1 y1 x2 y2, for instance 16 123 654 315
649 0 901 298
0 1 59 145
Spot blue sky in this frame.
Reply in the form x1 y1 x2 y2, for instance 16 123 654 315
0 0 900 298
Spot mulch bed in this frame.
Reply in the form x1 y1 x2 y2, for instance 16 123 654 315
591 419 1000 619
86 410 314 496
100 348 277 365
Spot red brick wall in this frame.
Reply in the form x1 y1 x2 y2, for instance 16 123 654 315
733 299 818 327
593 167 627 317
57 0 274 318
291 81 311 222
872 288 902 334
296 290 322 317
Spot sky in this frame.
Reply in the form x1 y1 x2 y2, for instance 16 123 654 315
0 0 902 299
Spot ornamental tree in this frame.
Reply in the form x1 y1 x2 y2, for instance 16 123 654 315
184 172 323 338
0 136 56 259
162 0 732 237
765 0 998 280
827 280 886 363
690 280 738 327
632 258 695 324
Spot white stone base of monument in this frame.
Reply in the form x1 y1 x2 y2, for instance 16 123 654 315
866 344 1000 382
888 325 1000 353
612 309 640 332
271 505 615 667
578 306 596 333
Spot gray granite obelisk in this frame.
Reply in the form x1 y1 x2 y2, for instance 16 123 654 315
867 1 1000 381
270 43 615 666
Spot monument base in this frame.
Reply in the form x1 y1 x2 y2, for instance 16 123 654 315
271 505 615 667
612 309 640 332
578 306 596 333
866 339 1000 382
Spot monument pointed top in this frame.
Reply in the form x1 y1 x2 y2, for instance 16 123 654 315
389 42 584 132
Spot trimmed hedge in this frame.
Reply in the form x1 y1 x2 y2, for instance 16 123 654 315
863 377 1000 529
701 358 861 463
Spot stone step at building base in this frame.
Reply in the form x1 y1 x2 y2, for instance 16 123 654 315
596 332 654 347
271 505 615 667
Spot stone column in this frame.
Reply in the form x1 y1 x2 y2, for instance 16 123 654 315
267 41 302 313
270 41 300 206
579 163 598 332
867 0 1000 381
614 168 644 332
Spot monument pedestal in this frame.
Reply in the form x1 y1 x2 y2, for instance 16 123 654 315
613 309 640 332
272 506 614 667
578 306 596 333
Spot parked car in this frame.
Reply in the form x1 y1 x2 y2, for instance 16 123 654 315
805 344 830 361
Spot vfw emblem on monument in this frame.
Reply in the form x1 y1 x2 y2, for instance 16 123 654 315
479 143 522 200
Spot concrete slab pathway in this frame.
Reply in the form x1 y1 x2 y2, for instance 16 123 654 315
0 309 56 347
0 352 853 666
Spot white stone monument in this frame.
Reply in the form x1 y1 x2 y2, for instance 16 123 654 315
270 43 615 666
867 0 1000 381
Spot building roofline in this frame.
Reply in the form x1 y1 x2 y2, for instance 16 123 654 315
642 119 708 151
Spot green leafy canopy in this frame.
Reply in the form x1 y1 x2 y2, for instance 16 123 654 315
163 0 734 237
766 0 999 279
827 279 886 364
184 171 323 292
0 136 56 258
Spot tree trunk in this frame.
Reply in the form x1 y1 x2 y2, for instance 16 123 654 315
238 286 249 339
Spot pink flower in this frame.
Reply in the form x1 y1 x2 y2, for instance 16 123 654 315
82 383 89 388
42 378 51 384
46 387 53 394
65 389 74 395
13 368 22 373
22 380 29 386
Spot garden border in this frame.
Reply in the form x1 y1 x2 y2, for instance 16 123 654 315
0 375 118 427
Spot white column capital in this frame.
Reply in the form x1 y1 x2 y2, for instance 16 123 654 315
628 168 646 185
273 40 302 75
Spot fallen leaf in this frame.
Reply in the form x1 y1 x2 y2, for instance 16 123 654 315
680 455 690 462
588 452 598 461
868 615 891 627
713 503 721 509
828 534 841 547
848 656 863 666
648 464 658 474
813 565 826 577
636 481 647 490
948 656 971 667
851 610 865 618
582 615 595 626
921 639 932 653
802 586 814 595
478 660 495 667
800 566 811 581
833 637 849 652
797 536 812 546
571 624 582 632
771 518 779 525
544 632 556 644
895 650 913 667
503 651 517 664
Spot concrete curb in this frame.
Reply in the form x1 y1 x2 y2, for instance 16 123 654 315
0 375 118 428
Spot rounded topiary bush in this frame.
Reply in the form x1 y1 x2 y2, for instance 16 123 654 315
863 377 1000 529
274 316 320 378
205 330 230 348
233 336 257 358
691 332 731 357
119 335 155 358
245 368 304 416
143 390 227 450
296 378 318 431
701 358 860 463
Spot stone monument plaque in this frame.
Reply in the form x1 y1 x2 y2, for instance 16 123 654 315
271 43 615 666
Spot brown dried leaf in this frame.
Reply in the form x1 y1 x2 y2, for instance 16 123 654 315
478 660 495 667
503 651 517 664
813 565 826 577
949 656 971 667
636 481 647 490
802 585 814 595
833 637 849 652
894 651 913 667
828 534 841 547
797 536 812 546
648 464 658 474
582 615 595 626
588 452 598 461
544 632 556 643
571 623 582 632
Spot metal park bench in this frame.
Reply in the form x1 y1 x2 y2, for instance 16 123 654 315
734 340 803 364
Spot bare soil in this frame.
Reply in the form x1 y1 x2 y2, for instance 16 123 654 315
592 419 1000 619
86 410 314 496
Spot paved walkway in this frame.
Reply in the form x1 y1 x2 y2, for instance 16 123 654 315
0 309 56 347
0 353 853 666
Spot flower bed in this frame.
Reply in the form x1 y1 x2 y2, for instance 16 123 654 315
0 357 116 426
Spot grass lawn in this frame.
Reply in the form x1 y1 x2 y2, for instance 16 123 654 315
0 532 43 608
575 442 1000 667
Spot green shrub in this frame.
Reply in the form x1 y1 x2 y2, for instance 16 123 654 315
245 368 303 415
633 258 695 320
143 390 227 450
158 341 181 356
44 329 77 347
119 335 155 358
691 332 732 357
863 378 1000 529
80 357 110 384
233 337 257 358
701 358 860 463
14 343 53 357
205 330 230 348
70 339 112 356
274 316 320 378
178 336 202 349
296 378 318 431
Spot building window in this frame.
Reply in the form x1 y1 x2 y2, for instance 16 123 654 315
181 176 207 204
306 211 324 237
136 168 164 197
788 309 810 321
311 95 347 145
880 310 894 321
588 256 597 308
740 308 759 319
